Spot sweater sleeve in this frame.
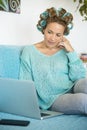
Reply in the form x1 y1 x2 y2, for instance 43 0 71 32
19 47 33 80
66 51 86 81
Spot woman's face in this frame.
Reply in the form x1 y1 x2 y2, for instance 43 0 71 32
43 22 65 49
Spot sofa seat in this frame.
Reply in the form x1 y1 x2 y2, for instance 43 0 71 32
0 45 87 130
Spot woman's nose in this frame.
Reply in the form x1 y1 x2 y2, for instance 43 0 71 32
50 35 56 41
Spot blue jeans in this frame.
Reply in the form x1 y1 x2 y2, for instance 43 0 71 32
50 78 87 114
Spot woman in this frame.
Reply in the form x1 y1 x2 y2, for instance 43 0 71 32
19 7 87 114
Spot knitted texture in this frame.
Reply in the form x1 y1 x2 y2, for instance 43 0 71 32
19 45 86 109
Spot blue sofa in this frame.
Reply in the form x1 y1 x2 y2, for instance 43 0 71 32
0 45 87 130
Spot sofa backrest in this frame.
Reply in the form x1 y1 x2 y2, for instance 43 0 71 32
0 45 23 79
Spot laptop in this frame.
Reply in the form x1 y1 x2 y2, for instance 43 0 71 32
0 78 63 120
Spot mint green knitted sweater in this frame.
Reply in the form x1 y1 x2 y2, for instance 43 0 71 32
19 45 86 110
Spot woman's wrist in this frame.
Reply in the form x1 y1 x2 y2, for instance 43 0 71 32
66 47 74 52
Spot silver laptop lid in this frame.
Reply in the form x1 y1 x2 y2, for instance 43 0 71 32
0 78 41 119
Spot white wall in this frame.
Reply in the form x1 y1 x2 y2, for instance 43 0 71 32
0 0 87 53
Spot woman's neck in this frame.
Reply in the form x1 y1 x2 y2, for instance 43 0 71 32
39 41 60 51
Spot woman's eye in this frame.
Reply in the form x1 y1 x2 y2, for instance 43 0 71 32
56 34 61 37
48 31 52 34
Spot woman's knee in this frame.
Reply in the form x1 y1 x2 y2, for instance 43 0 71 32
74 78 87 93
51 93 87 114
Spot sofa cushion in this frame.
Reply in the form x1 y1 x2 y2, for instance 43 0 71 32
0 45 23 79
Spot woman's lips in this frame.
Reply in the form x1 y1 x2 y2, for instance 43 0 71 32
47 41 55 45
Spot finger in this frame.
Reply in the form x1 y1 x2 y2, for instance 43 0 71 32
58 42 64 46
58 42 65 49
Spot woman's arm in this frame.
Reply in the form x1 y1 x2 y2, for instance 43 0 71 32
67 51 86 81
19 47 33 80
